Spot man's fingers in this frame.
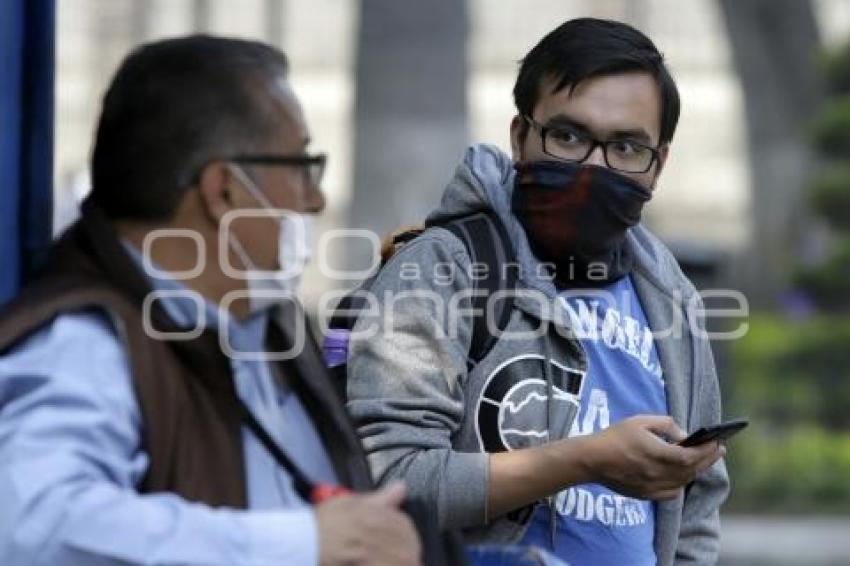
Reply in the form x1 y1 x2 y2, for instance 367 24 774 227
650 488 682 501
677 439 724 471
653 442 724 490
633 415 686 442
367 509 421 566
694 442 725 473
387 513 422 564
362 481 407 508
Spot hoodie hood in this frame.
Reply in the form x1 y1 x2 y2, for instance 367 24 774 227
426 143 696 304
426 143 560 299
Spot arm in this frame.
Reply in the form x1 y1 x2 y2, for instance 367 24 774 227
0 312 318 565
488 436 593 517
347 233 490 529
489 416 723 520
347 234 723 530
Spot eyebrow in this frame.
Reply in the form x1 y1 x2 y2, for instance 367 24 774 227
543 114 654 145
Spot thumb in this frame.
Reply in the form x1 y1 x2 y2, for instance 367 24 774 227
634 415 686 443
362 481 406 508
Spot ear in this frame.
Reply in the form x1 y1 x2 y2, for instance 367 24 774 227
509 115 528 163
650 143 671 192
196 161 235 225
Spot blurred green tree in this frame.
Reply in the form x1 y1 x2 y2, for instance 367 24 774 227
725 37 850 515
796 43 850 309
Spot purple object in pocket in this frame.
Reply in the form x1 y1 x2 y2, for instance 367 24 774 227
322 328 351 368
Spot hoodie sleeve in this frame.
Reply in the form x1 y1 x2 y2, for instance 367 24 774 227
675 293 731 564
346 230 490 530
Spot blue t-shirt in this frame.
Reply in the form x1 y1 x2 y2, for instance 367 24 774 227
519 274 668 566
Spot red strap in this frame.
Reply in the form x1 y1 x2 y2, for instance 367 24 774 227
311 483 352 503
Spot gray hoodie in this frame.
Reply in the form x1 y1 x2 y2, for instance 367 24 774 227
347 144 729 565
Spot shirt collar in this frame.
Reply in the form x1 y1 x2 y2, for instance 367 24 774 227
121 241 269 354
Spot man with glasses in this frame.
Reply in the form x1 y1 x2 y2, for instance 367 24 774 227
0 36 420 565
347 18 728 565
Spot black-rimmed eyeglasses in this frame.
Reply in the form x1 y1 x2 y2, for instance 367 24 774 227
232 153 327 188
524 116 660 174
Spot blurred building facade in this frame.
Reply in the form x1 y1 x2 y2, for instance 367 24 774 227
54 0 850 304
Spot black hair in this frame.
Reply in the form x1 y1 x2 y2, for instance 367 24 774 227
89 35 289 221
513 18 680 144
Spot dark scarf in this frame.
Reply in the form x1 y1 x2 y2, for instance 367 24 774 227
512 160 651 288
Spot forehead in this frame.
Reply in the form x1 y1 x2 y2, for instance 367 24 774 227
265 76 309 148
534 71 662 141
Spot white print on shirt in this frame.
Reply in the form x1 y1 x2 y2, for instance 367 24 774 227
559 295 664 384
554 487 649 526
569 387 610 437
555 387 650 526
475 354 585 453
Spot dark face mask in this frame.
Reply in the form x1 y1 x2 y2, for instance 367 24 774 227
512 160 652 288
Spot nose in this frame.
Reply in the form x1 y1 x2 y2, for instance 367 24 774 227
584 143 607 167
306 181 326 214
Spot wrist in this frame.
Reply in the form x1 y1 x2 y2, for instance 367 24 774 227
546 434 598 487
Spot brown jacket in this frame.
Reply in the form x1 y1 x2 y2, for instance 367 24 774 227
0 201 373 507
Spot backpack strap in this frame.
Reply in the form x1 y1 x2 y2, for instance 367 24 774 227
325 211 518 371
441 211 517 369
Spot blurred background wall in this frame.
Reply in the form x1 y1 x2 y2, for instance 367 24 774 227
49 1 850 563
53 0 850 300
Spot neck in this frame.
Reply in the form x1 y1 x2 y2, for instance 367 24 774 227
115 221 253 320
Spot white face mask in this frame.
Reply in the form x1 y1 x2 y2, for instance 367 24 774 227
225 164 313 314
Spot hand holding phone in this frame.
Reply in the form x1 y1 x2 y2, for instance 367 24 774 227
678 418 748 447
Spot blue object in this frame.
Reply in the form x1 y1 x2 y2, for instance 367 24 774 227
519 275 667 565
322 327 351 368
466 544 570 565
0 246 338 564
0 0 55 306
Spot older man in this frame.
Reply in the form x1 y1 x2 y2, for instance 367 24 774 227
0 36 419 565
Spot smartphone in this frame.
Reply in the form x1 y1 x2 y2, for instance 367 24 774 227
679 419 749 447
